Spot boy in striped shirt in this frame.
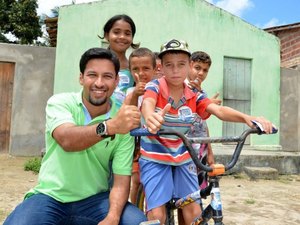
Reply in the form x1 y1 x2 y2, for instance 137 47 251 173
139 39 274 225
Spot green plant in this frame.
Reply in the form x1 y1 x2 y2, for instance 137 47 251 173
24 157 42 174
244 198 256 205
233 173 247 179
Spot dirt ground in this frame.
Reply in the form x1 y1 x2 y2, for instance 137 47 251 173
1 153 300 225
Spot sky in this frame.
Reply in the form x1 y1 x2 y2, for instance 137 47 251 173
37 0 300 29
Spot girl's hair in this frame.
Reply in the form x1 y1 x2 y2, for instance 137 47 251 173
99 14 140 49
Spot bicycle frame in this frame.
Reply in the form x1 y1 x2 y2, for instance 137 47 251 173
132 122 277 225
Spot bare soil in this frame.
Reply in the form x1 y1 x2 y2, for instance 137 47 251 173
1 153 300 225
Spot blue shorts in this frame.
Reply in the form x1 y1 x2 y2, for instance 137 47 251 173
139 158 199 211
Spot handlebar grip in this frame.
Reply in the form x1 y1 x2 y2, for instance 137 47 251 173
272 127 278 134
130 128 158 136
251 120 278 134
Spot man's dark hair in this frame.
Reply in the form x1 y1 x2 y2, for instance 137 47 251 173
191 51 212 66
79 48 120 75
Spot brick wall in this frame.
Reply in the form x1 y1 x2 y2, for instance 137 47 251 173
278 27 300 68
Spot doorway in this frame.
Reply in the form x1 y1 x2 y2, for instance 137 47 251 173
0 62 15 152
223 57 251 144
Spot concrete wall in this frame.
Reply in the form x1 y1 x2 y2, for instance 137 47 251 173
54 0 280 147
0 43 56 156
280 67 300 152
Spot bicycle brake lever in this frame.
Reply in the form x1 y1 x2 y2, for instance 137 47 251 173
251 120 278 134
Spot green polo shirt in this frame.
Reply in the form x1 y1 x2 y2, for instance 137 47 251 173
26 91 134 203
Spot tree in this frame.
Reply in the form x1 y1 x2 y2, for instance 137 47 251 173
0 0 14 43
0 0 42 45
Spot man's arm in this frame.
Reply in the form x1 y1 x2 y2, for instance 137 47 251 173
53 104 141 151
97 174 131 225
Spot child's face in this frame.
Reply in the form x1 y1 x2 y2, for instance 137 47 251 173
130 56 155 83
162 52 191 87
190 61 210 82
153 58 163 79
105 19 133 53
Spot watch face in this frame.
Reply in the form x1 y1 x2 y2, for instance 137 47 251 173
96 122 106 136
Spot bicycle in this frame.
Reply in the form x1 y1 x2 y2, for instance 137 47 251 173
133 121 278 225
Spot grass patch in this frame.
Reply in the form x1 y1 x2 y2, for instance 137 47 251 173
233 173 246 179
24 157 42 174
244 198 256 205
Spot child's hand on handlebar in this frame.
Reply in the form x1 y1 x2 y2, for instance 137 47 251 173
248 116 276 134
145 103 171 134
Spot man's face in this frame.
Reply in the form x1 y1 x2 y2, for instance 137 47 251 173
190 61 210 82
162 52 191 87
80 58 118 106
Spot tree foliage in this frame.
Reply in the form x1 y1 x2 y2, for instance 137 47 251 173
0 0 42 44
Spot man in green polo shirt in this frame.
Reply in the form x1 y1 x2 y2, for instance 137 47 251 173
4 48 147 225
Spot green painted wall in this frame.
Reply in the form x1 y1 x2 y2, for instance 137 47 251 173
54 0 280 147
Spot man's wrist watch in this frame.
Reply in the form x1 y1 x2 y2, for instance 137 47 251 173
96 121 108 137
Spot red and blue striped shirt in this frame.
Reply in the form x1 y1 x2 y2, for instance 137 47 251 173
140 77 212 165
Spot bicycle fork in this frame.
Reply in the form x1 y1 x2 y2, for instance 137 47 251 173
192 176 224 225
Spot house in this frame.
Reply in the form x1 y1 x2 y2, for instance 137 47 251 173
265 22 300 69
53 0 280 149
45 17 58 47
0 44 55 155
0 0 282 156
265 22 300 152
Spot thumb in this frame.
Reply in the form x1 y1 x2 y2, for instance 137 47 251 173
212 92 219 99
133 73 140 83
159 103 171 116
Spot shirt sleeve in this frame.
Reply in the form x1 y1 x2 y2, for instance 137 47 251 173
196 97 212 120
144 80 160 99
112 133 135 175
45 94 76 135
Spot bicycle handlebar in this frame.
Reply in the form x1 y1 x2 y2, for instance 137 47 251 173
130 121 278 173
